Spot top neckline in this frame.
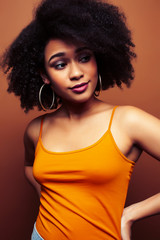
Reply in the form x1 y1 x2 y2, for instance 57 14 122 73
38 127 110 155
37 128 135 165
37 106 117 154
36 105 135 164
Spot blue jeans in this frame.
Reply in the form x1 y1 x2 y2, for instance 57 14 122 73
31 223 44 240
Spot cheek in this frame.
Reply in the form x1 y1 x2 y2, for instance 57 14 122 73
88 61 98 81
89 58 98 76
47 70 67 88
51 79 66 95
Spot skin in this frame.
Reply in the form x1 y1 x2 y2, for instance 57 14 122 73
121 193 160 240
24 39 160 238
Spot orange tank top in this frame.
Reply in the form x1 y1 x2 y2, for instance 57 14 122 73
33 106 135 240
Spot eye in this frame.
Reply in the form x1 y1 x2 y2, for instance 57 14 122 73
54 62 67 70
79 54 91 63
55 62 66 69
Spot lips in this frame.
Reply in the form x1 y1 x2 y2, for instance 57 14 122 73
70 81 89 93
71 82 88 89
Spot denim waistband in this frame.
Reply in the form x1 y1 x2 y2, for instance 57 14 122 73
31 223 44 240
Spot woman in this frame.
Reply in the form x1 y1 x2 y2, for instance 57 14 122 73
1 0 160 239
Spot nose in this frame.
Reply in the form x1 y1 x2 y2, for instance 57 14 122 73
69 61 84 81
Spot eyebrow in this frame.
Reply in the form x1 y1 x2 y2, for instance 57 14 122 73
48 46 91 63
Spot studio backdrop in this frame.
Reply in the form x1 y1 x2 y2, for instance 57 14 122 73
0 0 160 239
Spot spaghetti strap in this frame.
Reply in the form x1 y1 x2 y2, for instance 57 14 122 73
108 106 118 130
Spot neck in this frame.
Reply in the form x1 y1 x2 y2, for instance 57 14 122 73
60 96 101 120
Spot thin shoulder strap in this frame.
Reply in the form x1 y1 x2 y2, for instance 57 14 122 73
39 117 44 139
108 106 118 131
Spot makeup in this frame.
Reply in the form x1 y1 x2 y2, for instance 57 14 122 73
70 82 89 93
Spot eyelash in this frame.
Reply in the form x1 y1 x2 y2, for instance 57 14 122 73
79 55 91 63
52 54 92 70
54 62 66 70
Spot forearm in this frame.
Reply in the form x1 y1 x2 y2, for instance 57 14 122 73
121 193 160 240
123 193 160 223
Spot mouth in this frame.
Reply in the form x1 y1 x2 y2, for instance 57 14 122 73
70 81 90 93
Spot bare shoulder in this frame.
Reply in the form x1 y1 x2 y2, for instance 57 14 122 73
24 114 46 146
116 105 159 126
116 105 160 143
116 105 144 122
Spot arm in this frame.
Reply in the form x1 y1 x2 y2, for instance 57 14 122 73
24 119 41 198
121 193 160 240
25 166 41 198
120 106 160 239
123 106 160 161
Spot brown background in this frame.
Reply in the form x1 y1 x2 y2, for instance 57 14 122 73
0 0 160 239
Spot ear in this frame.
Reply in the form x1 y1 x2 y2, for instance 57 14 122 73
40 72 50 85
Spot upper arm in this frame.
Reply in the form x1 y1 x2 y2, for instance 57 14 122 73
24 128 35 166
25 166 41 198
24 118 42 197
24 117 42 166
124 106 160 161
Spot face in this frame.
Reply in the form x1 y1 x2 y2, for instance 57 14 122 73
43 39 98 104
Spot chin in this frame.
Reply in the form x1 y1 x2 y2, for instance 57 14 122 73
62 94 91 105
71 94 94 104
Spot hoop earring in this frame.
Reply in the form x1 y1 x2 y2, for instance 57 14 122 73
94 74 102 97
39 83 55 111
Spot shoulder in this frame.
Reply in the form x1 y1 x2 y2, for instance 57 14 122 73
116 105 147 124
116 105 159 126
24 110 60 146
24 114 46 147
115 105 160 141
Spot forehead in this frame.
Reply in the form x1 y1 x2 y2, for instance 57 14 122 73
44 39 88 58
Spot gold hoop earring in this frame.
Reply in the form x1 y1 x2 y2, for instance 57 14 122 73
39 83 55 111
94 74 102 97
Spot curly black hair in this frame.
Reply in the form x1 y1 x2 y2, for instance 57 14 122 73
1 0 136 112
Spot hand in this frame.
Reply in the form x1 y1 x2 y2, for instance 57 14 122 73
121 208 133 240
